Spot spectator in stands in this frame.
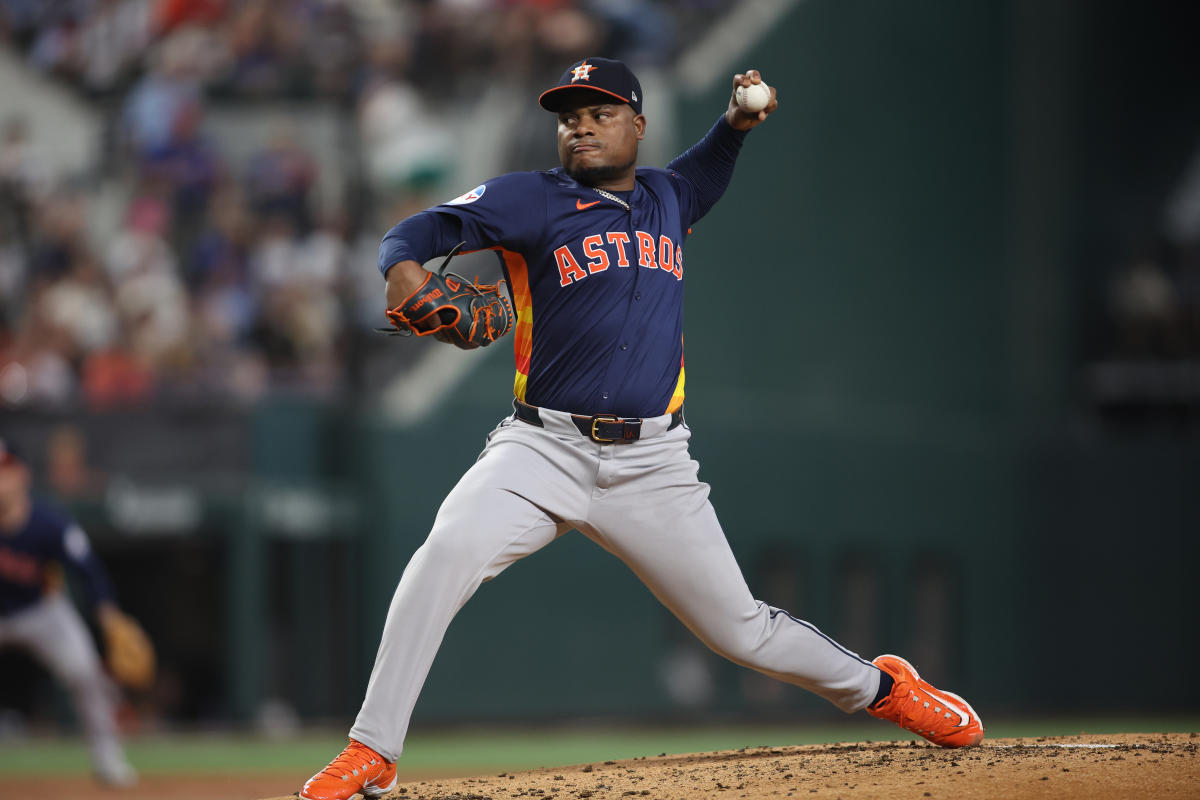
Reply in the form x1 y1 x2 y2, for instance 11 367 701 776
27 187 88 282
75 0 150 98
36 253 118 363
308 1 364 99
186 179 250 288
104 191 175 286
244 127 317 234
104 194 191 375
23 3 80 80
189 182 259 398
227 0 309 97
121 44 202 157
0 116 48 248
192 252 263 400
139 98 223 253
80 331 155 408
0 286 76 407
153 9 234 91
245 210 337 388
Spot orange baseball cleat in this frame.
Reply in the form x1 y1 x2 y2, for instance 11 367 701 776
867 654 984 748
299 739 397 800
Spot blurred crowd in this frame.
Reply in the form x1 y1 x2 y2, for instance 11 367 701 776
0 0 731 410
0 0 719 101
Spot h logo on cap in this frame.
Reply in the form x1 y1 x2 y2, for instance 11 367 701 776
539 57 643 115
570 61 596 83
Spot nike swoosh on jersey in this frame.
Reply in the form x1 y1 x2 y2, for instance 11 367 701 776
576 198 601 210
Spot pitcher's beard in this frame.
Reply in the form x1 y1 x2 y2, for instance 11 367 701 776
566 157 636 187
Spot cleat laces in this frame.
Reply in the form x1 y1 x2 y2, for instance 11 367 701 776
320 743 382 782
893 684 964 734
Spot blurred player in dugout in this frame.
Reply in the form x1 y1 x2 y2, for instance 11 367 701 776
0 435 155 787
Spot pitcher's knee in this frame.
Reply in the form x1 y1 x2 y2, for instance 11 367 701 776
417 530 467 563
694 626 762 666
409 527 506 587
689 605 786 667
407 537 476 585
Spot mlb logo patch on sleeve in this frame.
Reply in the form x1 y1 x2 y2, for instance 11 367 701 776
445 184 487 206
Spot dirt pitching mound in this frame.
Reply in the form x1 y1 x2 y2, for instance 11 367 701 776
265 732 1197 800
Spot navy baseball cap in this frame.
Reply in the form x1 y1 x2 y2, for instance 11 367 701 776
539 57 643 115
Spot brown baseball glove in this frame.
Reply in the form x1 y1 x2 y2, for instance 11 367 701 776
100 608 156 690
380 243 515 349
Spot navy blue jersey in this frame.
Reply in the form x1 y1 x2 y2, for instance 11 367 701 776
380 116 747 418
0 499 114 616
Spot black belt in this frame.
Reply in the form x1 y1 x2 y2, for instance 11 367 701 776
513 399 683 444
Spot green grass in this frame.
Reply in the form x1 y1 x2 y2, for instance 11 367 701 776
0 716 1195 776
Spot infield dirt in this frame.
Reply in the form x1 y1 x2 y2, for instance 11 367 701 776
262 732 1197 800
6 732 1195 799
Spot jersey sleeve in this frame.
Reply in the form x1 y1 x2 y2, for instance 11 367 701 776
378 172 548 274
44 505 115 610
665 115 748 225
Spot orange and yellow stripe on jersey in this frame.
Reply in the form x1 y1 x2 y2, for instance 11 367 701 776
498 247 687 415
497 249 534 401
500 249 686 415
666 345 685 414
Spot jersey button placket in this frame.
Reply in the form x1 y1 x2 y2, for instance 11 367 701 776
597 196 640 417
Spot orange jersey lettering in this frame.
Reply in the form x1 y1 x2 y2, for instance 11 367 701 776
636 231 657 269
554 233 682 288
606 232 631 267
582 235 609 274
658 235 675 278
555 245 586 286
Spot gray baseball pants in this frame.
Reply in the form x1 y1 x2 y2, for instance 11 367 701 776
351 407 881 761
0 593 129 773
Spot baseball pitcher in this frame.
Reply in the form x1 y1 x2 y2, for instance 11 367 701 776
299 57 983 800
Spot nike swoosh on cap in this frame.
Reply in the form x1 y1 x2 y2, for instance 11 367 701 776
576 199 601 210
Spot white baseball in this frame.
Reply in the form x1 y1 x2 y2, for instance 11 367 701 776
735 81 771 113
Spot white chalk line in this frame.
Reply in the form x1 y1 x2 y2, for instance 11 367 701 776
998 743 1120 749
